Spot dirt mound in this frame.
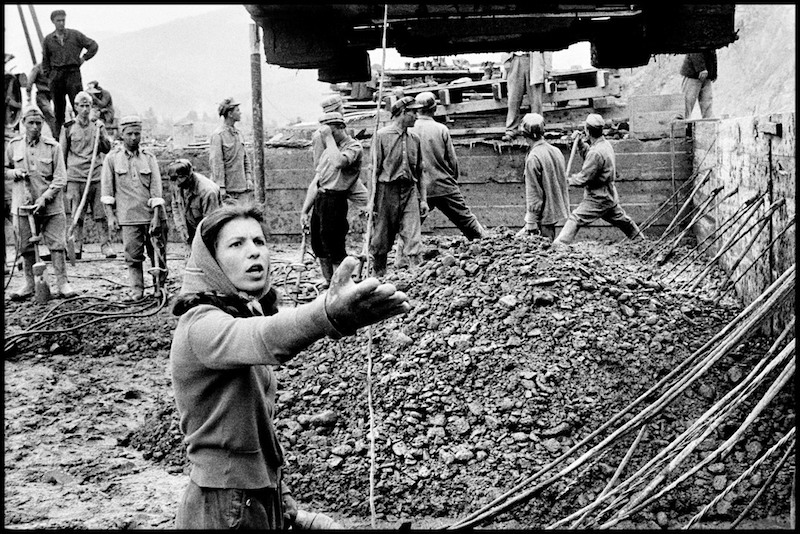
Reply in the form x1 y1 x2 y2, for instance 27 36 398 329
126 230 794 527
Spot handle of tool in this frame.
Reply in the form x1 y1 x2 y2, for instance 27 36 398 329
566 135 579 177
26 211 42 264
68 122 102 236
298 229 308 264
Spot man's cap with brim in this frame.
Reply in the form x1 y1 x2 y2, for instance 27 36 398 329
217 97 241 117
521 113 545 135
22 106 44 120
120 115 142 130
320 94 343 112
415 91 437 110
586 113 605 128
391 96 423 117
319 111 346 127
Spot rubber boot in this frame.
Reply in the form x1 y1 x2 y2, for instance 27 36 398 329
621 219 646 241
318 257 334 287
125 264 145 301
553 219 579 246
9 253 35 301
52 251 78 298
372 253 388 277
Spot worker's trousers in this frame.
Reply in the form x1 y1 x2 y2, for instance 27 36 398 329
682 77 713 119
177 479 285 529
50 67 83 139
121 223 168 282
370 180 421 257
424 191 484 240
569 198 640 238
35 90 57 138
505 54 545 134
310 189 350 264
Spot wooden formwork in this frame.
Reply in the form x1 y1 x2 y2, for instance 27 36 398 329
692 112 795 329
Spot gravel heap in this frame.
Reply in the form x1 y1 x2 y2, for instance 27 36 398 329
127 229 795 528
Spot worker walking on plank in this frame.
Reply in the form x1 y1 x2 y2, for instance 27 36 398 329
300 111 365 286
101 116 168 300
170 204 410 529
166 158 221 246
4 106 77 299
369 96 426 277
60 91 114 259
41 9 99 139
553 113 642 246
515 113 570 241
410 91 486 242
501 51 552 142
681 51 716 120
210 97 254 205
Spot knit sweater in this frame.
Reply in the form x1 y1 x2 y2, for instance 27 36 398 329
170 220 342 489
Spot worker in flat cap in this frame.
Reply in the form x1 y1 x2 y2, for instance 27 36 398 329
4 105 77 299
369 96 426 276
42 9 99 139
210 97 254 205
101 115 168 300
409 91 486 252
553 113 643 246
300 111 365 285
515 113 570 241
167 158 221 246
61 90 114 259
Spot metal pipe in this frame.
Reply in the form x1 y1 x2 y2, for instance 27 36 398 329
17 5 37 65
249 23 266 207
28 5 45 45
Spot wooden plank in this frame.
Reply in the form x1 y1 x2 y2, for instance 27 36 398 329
627 94 685 113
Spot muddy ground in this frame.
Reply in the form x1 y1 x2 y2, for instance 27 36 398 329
3 232 795 530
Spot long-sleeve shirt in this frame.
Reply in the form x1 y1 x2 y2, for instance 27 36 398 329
209 124 251 193
523 139 570 226
5 135 67 216
27 64 50 95
41 29 98 77
373 124 423 184
680 51 718 81
60 119 111 183
315 135 363 191
177 172 221 242
100 146 163 225
311 131 368 206
410 115 460 198
568 136 620 205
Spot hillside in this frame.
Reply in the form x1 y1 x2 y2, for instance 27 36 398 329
620 4 795 118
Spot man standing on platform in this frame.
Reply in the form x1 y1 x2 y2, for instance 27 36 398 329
501 51 552 142
680 51 717 120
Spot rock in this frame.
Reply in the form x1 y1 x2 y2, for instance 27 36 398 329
698 384 715 400
441 254 457 267
540 421 571 437
452 296 471 309
656 511 669 527
454 448 475 462
715 500 732 516
707 462 725 474
327 456 344 468
308 410 337 426
623 277 639 289
467 402 483 416
499 295 518 308
439 449 455 465
533 291 556 306
392 442 409 457
511 432 528 442
542 438 561 454
430 413 447 426
394 332 413 346
42 470 76 485
727 366 743 383
417 465 431 478
620 304 636 317
745 440 763 458
749 472 763 487
331 444 353 457
712 475 728 491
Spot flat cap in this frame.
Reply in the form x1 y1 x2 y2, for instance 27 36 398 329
50 9 66 21
74 91 93 104
119 115 142 130
415 91 437 109
390 96 422 117
167 159 193 177
521 113 545 134
319 111 346 127
320 94 343 113
586 113 605 128
22 106 44 120
217 97 240 117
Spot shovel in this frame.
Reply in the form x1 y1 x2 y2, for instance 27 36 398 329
20 205 52 303
66 121 103 266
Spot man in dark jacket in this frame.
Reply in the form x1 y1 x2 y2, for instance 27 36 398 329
41 9 98 139
680 51 717 119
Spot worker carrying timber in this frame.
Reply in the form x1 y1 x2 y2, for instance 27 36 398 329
369 96 426 277
515 113 570 241
4 106 77 300
210 97 254 204
101 115 168 301
300 111 364 285
411 91 486 240
553 113 643 246
41 9 99 139
167 158 221 246
680 50 717 119
501 51 553 142
170 204 410 529
60 90 114 259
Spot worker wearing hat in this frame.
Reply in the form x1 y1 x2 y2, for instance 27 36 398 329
300 111 365 284
61 90 114 259
515 113 570 241
210 97 254 204
369 96 426 276
409 91 486 252
166 158 221 245
41 9 98 139
4 106 77 299
101 115 168 300
311 95 369 211
553 113 643 245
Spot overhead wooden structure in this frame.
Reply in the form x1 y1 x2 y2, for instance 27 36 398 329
244 4 737 82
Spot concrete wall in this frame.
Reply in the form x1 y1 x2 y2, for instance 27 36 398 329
692 112 795 324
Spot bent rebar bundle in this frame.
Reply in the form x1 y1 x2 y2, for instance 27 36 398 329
445 264 795 530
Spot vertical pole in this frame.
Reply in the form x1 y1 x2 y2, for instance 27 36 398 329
28 5 45 45
17 5 37 65
249 23 266 208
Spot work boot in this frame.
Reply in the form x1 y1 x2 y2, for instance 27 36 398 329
9 254 35 301
372 254 387 278
552 219 579 246
52 251 78 298
318 257 334 286
125 264 145 301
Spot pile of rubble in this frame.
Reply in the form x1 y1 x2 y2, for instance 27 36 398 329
127 229 794 527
